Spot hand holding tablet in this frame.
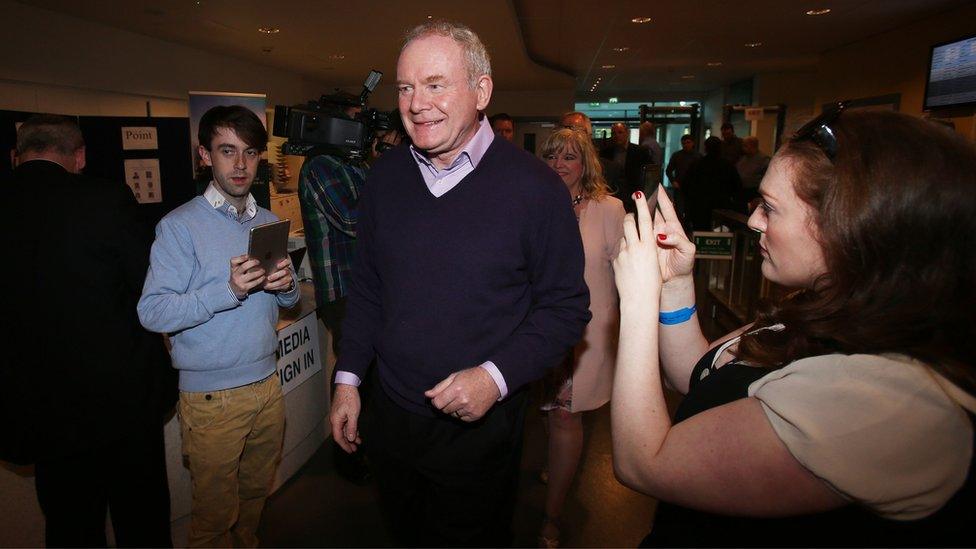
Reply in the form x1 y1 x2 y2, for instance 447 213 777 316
229 219 293 298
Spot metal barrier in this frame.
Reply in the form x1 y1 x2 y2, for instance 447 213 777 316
694 209 787 332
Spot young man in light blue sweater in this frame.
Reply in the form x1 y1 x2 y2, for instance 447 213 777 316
138 105 298 548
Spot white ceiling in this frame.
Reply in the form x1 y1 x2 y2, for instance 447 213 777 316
15 0 974 99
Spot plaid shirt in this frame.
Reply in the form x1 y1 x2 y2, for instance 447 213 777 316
298 154 367 307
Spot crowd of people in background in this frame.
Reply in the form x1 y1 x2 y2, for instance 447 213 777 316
490 108 769 234
3 17 974 549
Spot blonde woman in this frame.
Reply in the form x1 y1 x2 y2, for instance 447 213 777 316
538 128 625 547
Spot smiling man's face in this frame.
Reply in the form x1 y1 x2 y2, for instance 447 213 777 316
396 34 492 169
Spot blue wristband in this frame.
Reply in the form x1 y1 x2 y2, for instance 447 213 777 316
659 305 696 325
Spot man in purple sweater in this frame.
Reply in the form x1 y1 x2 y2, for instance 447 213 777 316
328 20 591 546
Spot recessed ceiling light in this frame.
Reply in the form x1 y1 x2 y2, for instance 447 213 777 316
612 47 630 53
427 14 433 19
601 64 616 69
681 75 695 79
330 53 346 60
706 61 723 67
257 27 280 34
805 8 831 15
744 42 763 48
631 17 652 24
262 47 273 53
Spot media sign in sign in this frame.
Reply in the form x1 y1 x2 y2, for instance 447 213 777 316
276 311 322 395
693 231 734 260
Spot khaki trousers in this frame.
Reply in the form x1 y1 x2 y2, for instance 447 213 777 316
179 374 285 548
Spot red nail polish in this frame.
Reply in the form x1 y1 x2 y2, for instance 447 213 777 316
635 191 643 199
657 233 667 241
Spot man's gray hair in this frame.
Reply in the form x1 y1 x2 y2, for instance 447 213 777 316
16 114 84 156
402 20 491 87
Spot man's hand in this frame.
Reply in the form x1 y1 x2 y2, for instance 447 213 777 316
330 384 362 453
424 366 501 422
263 257 294 292
229 255 265 299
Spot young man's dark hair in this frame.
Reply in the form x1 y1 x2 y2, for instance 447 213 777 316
198 105 268 151
16 114 84 156
721 121 734 131
680 134 694 144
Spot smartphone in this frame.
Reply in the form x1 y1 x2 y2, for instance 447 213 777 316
247 219 291 276
641 164 662 213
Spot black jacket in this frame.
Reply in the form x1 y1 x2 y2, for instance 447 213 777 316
0 160 176 464
681 155 743 231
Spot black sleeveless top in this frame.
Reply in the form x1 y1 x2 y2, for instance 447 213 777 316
641 343 975 547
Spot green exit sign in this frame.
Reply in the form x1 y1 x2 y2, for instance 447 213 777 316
589 102 601 107
608 97 619 103
693 231 734 260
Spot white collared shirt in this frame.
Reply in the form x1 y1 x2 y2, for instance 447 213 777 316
203 182 257 222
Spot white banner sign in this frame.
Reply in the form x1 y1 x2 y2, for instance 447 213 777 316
121 126 158 150
275 311 321 395
123 158 162 203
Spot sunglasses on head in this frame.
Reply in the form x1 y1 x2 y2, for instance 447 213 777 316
791 100 850 160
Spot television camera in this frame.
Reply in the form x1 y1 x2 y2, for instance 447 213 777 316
273 70 395 159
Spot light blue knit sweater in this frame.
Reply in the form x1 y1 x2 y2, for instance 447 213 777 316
138 196 299 392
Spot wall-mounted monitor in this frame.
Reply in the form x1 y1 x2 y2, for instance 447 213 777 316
924 34 976 110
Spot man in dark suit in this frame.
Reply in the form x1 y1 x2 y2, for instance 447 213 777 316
600 122 651 213
0 115 175 547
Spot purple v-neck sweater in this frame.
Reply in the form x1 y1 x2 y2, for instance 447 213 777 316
337 138 591 416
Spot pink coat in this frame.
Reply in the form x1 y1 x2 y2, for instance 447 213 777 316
571 195 625 412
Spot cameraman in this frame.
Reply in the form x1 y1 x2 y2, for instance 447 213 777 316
297 93 362 359
296 95 403 483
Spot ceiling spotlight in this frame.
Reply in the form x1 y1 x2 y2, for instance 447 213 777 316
262 46 273 53
427 14 433 19
805 8 831 15
330 53 346 60
631 17 652 24
612 47 630 53
706 61 723 67
681 75 695 79
257 27 280 34
601 64 616 69
744 42 763 48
